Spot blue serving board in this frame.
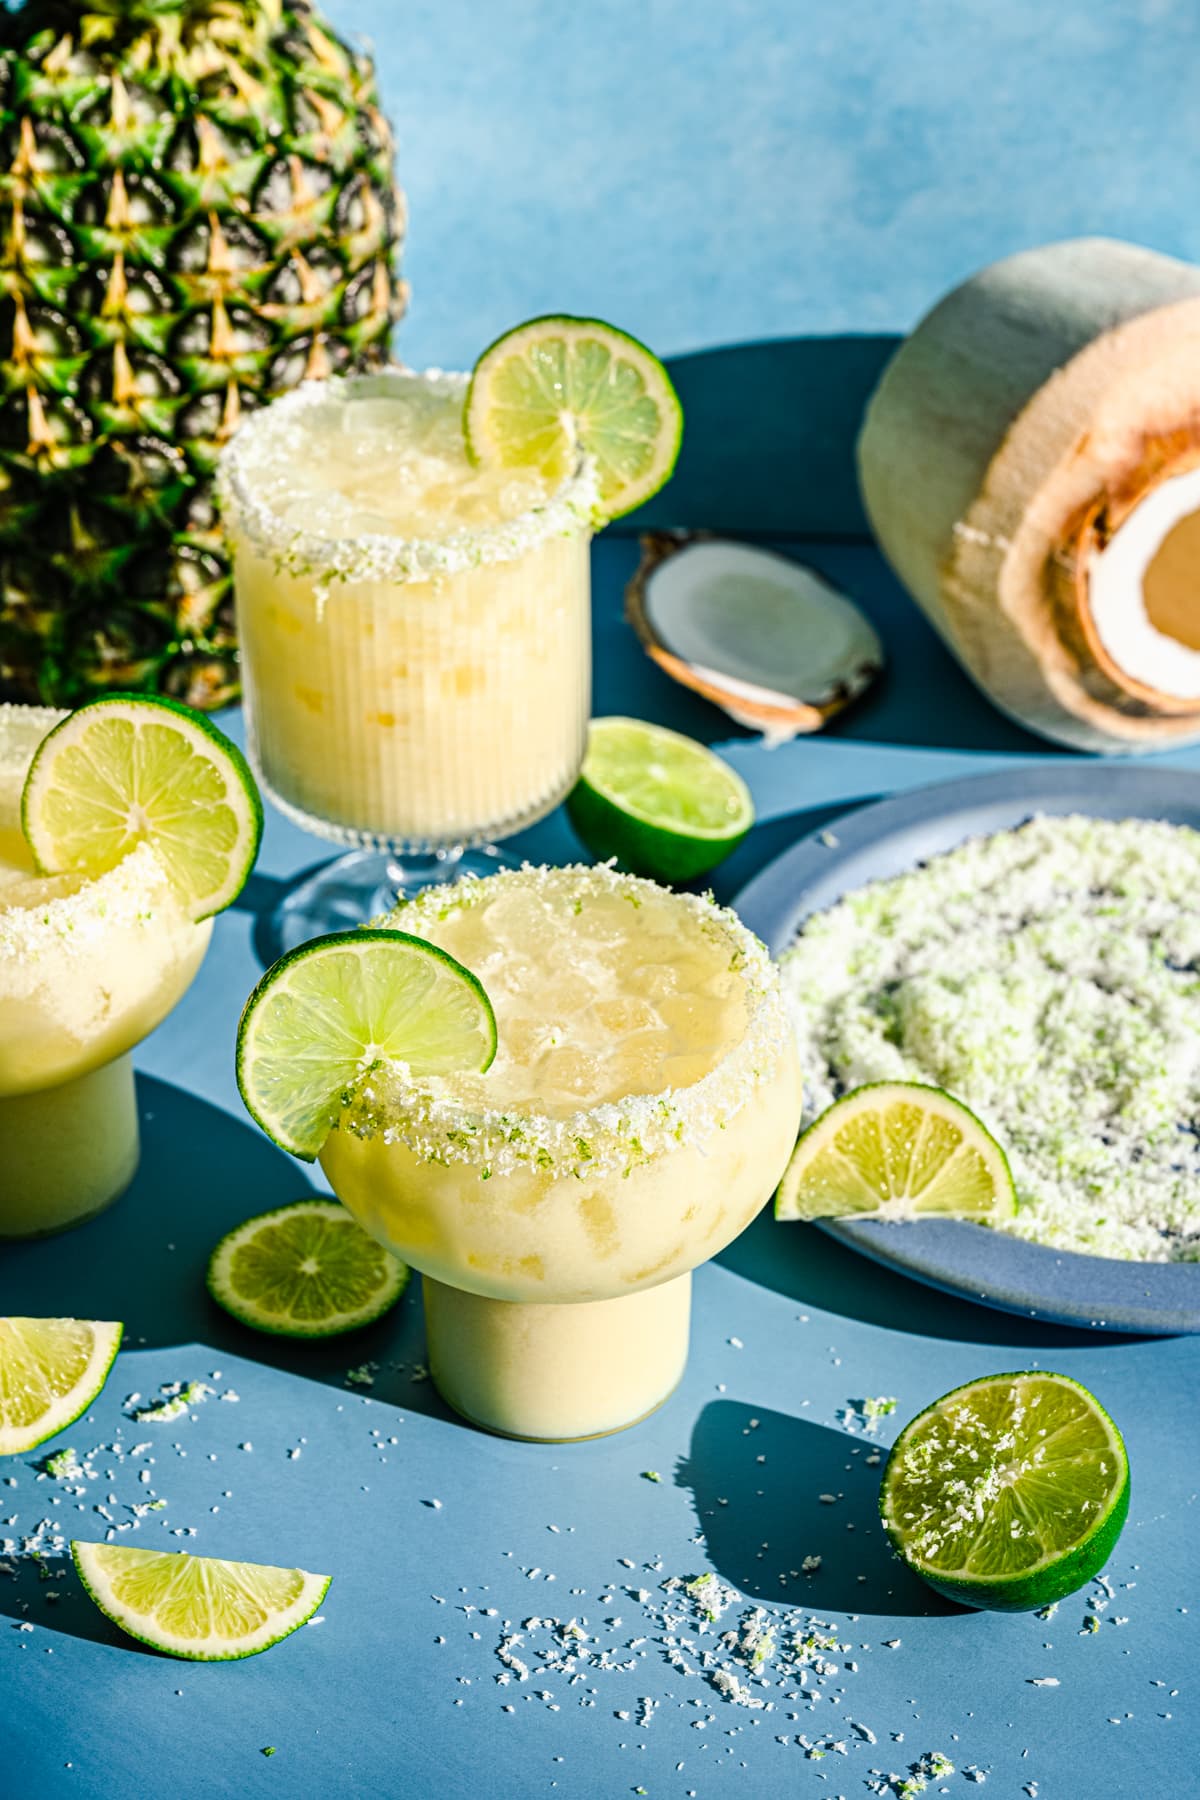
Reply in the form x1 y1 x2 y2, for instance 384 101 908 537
4 336 1200 1795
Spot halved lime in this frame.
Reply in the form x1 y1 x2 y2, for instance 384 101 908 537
208 1199 409 1338
880 1372 1130 1611
776 1082 1016 1224
566 717 754 883
21 694 261 921
237 929 498 1161
0 1317 122 1456
465 316 683 520
72 1541 330 1660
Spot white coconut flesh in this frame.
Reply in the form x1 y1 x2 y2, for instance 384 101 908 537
1086 465 1200 701
641 541 882 708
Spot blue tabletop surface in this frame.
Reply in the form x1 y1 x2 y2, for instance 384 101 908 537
5 340 1199 1798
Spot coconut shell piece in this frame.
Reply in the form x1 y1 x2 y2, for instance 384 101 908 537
626 532 883 744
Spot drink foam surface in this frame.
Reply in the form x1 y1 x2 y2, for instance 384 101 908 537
241 376 553 541
409 875 748 1116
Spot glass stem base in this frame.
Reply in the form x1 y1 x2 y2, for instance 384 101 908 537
423 1272 692 1441
0 1054 140 1239
271 845 520 957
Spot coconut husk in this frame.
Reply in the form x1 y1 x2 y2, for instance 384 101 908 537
857 237 1200 752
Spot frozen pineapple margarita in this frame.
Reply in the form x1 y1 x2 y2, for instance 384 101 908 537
1 699 259 1236
220 369 596 850
238 863 800 1440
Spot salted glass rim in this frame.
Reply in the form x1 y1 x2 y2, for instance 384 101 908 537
218 366 599 583
334 862 795 1181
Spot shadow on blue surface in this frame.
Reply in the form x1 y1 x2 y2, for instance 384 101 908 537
1 1558 132 1649
676 1399 956 1618
716 1211 1147 1354
627 336 897 540
0 1077 455 1418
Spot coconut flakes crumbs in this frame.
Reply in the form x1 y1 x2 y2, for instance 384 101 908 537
128 1381 211 1423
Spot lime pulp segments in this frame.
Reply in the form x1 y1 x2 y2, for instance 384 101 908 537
207 1200 409 1337
237 929 497 1161
880 1371 1130 1611
21 693 261 920
0 1318 123 1456
776 1082 1017 1223
465 316 683 520
72 1541 330 1660
566 716 754 883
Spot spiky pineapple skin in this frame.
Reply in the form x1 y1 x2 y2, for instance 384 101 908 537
0 0 406 708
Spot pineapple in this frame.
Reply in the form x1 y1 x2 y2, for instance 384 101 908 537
0 0 406 708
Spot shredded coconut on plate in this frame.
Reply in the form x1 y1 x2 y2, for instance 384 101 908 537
783 814 1200 1260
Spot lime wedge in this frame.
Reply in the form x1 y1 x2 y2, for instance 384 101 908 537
776 1082 1016 1224
465 316 683 520
208 1199 409 1338
237 929 498 1162
0 1317 122 1456
880 1372 1130 1611
21 694 261 921
566 717 754 883
72 1541 330 1660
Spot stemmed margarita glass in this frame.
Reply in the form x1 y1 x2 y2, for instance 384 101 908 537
220 366 596 953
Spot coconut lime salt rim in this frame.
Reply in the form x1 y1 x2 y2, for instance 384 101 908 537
217 368 601 586
335 862 796 1183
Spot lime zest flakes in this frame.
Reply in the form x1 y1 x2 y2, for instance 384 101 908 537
641 1470 662 1483
129 1381 211 1423
39 1446 82 1480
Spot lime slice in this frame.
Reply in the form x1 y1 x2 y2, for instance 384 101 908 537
465 316 683 520
208 1199 409 1338
21 693 262 921
566 717 754 883
237 929 498 1161
72 1541 330 1660
776 1082 1016 1224
0 1317 123 1456
880 1371 1130 1611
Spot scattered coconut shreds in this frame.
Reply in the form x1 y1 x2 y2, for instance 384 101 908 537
128 1381 211 1424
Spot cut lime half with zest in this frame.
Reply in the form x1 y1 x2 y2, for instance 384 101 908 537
21 694 262 921
776 1082 1016 1224
465 316 683 520
72 1541 330 1660
0 1317 122 1456
880 1372 1130 1612
237 929 497 1161
566 717 754 883
208 1200 409 1338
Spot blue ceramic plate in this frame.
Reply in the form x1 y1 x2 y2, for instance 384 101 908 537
734 763 1200 1335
